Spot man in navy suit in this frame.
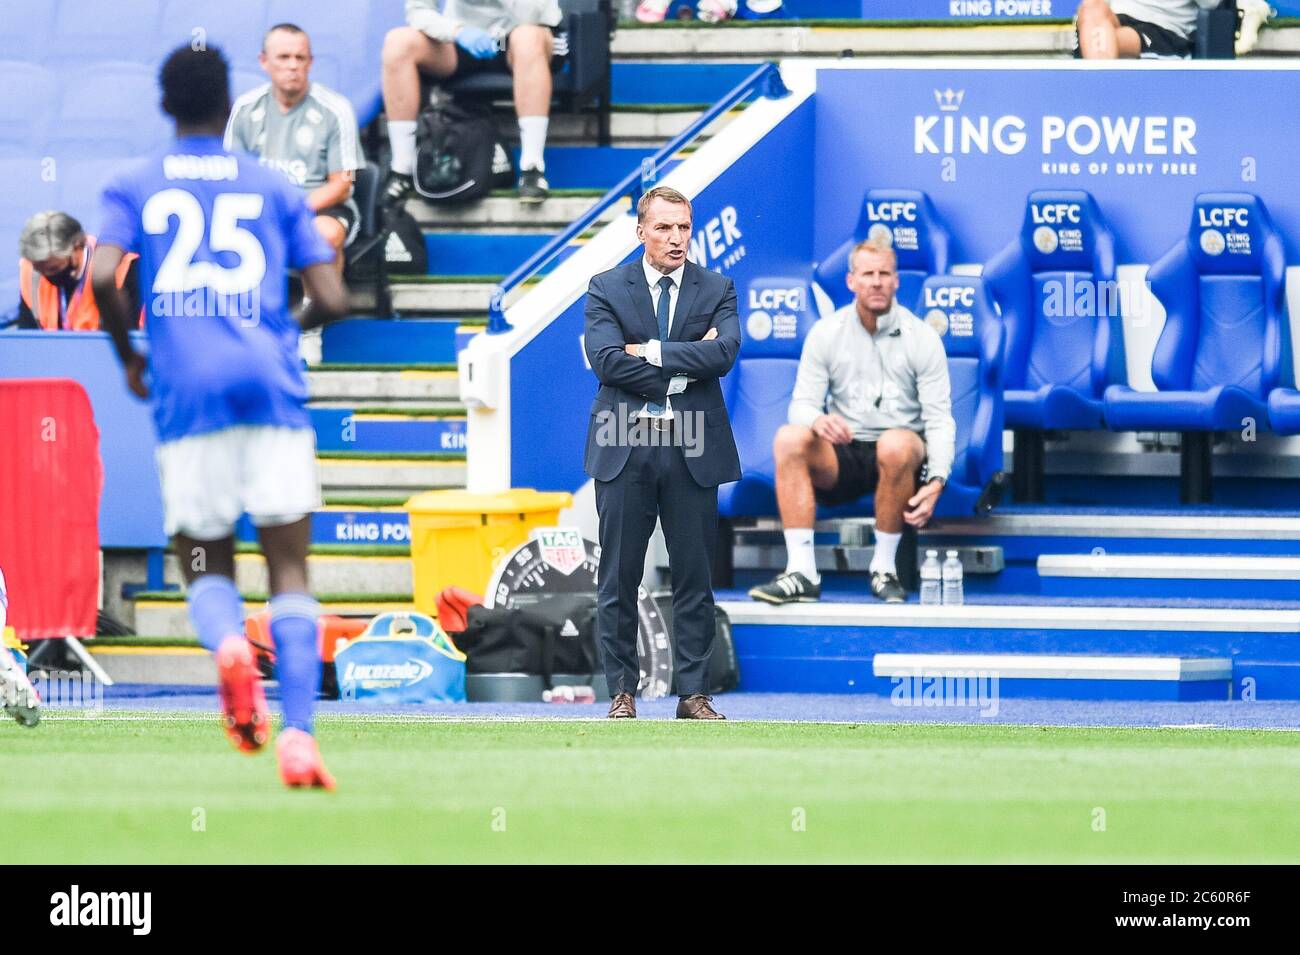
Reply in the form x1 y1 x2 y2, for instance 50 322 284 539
583 186 742 720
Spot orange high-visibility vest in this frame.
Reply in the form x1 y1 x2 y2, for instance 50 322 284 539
18 236 136 331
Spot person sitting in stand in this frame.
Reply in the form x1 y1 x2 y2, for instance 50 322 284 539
13 211 139 331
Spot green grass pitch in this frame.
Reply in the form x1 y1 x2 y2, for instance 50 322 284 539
4 715 1299 864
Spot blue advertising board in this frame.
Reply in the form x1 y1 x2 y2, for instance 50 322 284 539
813 65 1300 268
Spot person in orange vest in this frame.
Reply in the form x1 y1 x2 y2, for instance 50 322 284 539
16 211 140 331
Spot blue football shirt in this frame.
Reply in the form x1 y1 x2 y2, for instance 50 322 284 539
98 135 334 442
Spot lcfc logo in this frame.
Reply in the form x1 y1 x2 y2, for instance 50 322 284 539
866 200 918 222
1033 226 1059 254
747 310 773 340
924 285 975 309
1200 229 1226 256
867 223 893 246
924 309 950 336
1198 206 1249 229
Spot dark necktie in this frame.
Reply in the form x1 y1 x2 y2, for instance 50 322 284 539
646 275 673 415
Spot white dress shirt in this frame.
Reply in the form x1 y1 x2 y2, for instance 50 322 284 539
637 255 690 419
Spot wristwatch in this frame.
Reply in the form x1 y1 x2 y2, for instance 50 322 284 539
929 476 946 488
635 344 648 359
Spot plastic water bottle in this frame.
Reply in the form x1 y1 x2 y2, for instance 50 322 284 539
920 550 942 606
543 685 597 704
942 550 964 606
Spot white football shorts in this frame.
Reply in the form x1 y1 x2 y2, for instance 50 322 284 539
155 425 321 540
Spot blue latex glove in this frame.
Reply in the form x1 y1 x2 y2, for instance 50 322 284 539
455 26 498 59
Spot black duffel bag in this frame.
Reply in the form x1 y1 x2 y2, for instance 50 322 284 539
455 594 598 690
414 100 513 204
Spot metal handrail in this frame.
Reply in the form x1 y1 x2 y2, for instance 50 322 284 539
485 61 790 334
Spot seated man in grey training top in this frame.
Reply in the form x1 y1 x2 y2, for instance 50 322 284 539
749 238 956 606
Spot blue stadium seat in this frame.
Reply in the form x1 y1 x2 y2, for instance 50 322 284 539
0 158 63 324
265 0 372 69
905 276 1004 519
0 62 57 156
230 69 269 99
159 0 267 70
983 190 1124 502
1104 193 1289 503
54 0 163 63
717 273 1003 528
57 160 121 230
50 62 172 158
717 277 820 520
813 189 950 315
0 6 56 62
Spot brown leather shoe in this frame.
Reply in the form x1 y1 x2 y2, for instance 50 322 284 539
607 692 636 719
676 694 725 720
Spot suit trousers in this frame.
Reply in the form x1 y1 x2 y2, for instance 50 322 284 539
594 434 719 698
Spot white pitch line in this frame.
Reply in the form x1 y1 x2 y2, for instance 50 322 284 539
28 712 1300 731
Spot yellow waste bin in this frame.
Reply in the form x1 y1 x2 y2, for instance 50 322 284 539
406 488 573 615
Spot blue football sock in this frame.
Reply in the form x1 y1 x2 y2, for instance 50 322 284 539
186 574 245 654
269 593 321 734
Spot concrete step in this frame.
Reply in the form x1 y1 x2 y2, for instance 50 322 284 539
872 652 1232 701
87 645 215 686
611 23 1071 58
308 368 459 403
140 551 414 596
232 552 413 595
317 455 466 494
718 597 1300 698
387 279 516 315
407 194 614 232
133 595 417 639
1037 553 1300 601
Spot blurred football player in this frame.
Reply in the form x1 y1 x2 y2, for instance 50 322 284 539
0 566 42 728
93 45 347 789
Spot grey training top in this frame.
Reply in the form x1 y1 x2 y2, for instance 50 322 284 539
788 301 956 482
405 0 562 43
224 83 363 192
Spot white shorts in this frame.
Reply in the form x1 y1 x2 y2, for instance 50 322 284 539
155 426 321 540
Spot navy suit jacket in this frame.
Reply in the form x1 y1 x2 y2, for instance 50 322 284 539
582 259 742 487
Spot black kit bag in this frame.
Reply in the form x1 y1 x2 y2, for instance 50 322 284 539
455 594 598 689
413 100 514 204
654 598 741 695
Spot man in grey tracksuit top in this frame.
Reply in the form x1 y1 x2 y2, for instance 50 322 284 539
748 237 955 606
380 0 565 208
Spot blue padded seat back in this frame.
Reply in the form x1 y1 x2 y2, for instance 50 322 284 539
1150 193 1288 397
947 359 979 476
918 276 1004 488
1193 275 1265 392
0 63 56 151
814 189 950 313
1027 270 1101 393
160 0 268 70
723 358 801 483
987 190 1121 398
737 278 817 360
55 0 162 61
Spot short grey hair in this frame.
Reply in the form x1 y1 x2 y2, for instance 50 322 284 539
19 211 85 262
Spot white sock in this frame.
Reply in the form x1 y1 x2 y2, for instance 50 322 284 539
388 120 417 175
782 528 819 583
518 116 548 172
870 530 901 575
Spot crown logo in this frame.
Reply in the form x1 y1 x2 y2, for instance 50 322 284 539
934 88 964 112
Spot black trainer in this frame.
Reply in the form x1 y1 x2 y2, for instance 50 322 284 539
870 571 906 604
748 571 821 605
380 170 415 222
518 167 549 205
